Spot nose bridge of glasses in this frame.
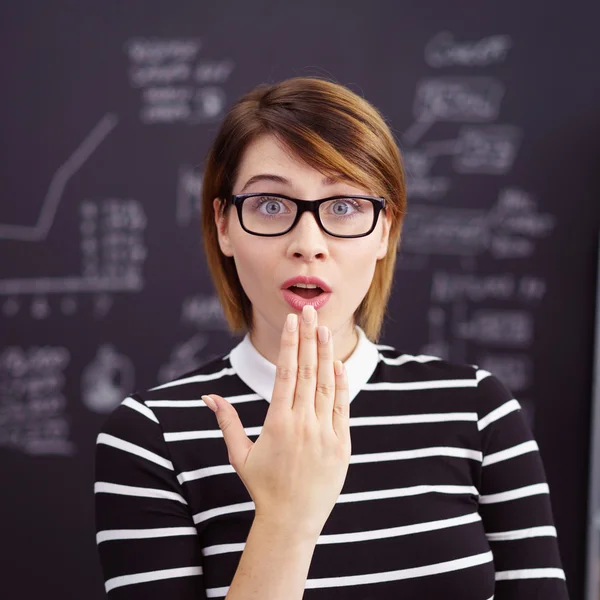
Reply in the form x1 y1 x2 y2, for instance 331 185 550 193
291 201 323 234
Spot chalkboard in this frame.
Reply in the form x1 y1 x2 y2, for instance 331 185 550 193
2 2 599 598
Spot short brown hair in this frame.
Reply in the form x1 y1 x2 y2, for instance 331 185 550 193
201 76 406 342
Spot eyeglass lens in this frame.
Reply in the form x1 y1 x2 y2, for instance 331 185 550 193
241 195 375 236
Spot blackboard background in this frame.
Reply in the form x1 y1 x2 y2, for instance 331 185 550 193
2 2 600 598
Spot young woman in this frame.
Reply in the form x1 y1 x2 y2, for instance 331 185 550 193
94 77 569 599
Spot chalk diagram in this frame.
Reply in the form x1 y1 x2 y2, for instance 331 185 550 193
0 113 148 318
400 33 522 212
397 32 555 412
158 333 210 384
81 345 135 414
398 33 556 270
402 187 556 259
157 294 232 382
401 75 524 206
0 113 117 243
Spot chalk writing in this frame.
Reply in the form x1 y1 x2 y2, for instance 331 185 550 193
453 125 522 174
458 309 534 347
431 272 547 303
181 294 229 328
125 38 234 124
0 346 74 455
425 32 512 68
176 165 203 226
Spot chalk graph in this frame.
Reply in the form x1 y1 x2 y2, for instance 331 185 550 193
0 113 147 299
0 113 118 242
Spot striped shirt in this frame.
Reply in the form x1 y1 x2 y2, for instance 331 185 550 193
94 325 569 598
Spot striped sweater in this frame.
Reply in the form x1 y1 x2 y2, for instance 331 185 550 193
94 325 569 599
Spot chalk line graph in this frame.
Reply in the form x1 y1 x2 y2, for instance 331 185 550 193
0 113 118 242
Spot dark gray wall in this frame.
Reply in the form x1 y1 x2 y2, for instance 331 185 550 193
2 2 599 598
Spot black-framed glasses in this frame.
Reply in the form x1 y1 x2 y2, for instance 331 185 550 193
227 193 386 238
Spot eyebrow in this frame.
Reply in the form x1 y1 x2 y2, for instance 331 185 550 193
239 173 349 193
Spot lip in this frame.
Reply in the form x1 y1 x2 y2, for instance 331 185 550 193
281 276 332 292
282 289 332 311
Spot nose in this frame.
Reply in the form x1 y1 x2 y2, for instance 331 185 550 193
286 210 328 260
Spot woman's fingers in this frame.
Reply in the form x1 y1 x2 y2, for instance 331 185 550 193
293 305 318 413
268 306 348 441
332 360 351 444
269 312 299 413
315 323 335 422
201 394 253 469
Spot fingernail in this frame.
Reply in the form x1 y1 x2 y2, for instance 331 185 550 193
318 325 329 344
334 360 344 376
302 304 315 323
201 395 218 412
286 313 298 331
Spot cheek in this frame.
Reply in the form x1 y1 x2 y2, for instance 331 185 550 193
346 240 380 266
231 239 278 289
342 243 380 284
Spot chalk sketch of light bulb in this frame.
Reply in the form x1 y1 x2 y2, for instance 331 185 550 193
81 345 135 413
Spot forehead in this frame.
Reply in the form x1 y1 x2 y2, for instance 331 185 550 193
237 134 316 175
234 133 358 192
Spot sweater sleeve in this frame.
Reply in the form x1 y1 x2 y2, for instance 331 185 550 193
475 369 569 599
94 395 207 599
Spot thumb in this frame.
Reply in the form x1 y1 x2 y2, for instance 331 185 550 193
202 395 253 467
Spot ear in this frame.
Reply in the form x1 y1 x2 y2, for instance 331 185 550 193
376 210 392 260
213 197 234 257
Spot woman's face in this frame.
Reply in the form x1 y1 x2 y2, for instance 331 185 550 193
213 133 391 346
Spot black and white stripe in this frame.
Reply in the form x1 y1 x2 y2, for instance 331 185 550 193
94 337 568 599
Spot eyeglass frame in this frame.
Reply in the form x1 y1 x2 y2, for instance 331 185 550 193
225 193 387 238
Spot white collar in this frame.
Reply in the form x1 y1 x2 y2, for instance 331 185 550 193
229 325 380 404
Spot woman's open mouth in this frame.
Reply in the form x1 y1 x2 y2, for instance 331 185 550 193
282 286 332 310
288 285 323 299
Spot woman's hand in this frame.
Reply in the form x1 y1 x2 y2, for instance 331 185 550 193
202 304 351 540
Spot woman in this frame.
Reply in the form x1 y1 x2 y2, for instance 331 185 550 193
94 77 569 599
